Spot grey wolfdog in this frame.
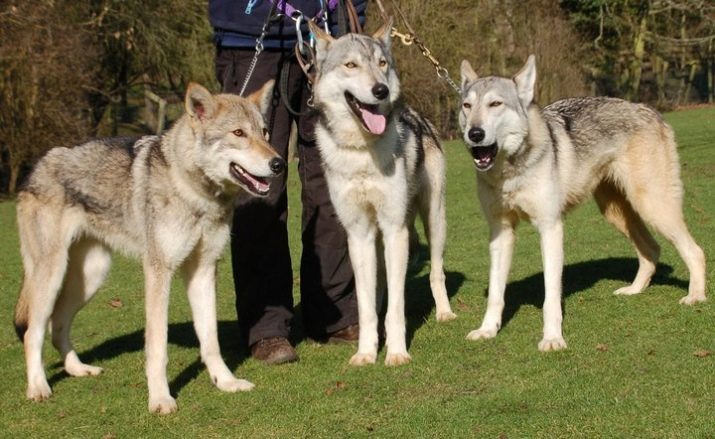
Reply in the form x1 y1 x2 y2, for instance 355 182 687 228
459 55 706 351
308 20 456 367
14 82 285 414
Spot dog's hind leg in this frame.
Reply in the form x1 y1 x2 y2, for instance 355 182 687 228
657 219 706 305
613 130 706 304
618 175 706 304
594 181 661 296
51 238 110 377
182 252 254 393
16 202 74 401
418 176 456 322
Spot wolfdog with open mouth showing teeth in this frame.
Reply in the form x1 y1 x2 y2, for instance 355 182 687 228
14 82 284 413
459 55 706 351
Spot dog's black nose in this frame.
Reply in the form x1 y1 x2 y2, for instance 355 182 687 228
269 157 286 174
468 127 485 143
372 83 389 100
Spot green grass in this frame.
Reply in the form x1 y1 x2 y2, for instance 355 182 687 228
1 107 713 438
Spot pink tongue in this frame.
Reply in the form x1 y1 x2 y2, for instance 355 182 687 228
360 108 386 135
243 171 269 192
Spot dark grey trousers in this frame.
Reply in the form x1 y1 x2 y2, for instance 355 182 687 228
215 47 357 346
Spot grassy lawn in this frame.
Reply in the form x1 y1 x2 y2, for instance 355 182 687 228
0 107 713 438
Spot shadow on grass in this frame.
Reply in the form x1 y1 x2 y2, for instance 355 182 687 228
488 257 688 331
404 270 465 350
290 241 466 351
404 242 465 349
48 320 249 398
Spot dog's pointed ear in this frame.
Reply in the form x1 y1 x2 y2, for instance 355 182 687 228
246 79 275 117
308 20 335 66
460 60 478 92
372 17 393 49
185 83 216 121
513 55 537 109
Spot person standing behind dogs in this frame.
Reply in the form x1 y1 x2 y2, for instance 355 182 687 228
209 0 366 364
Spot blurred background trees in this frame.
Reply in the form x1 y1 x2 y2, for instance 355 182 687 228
561 0 714 105
0 0 213 193
1 0 713 193
0 1 96 194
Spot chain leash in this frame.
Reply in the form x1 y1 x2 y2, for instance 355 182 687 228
380 0 462 96
239 27 268 97
390 27 461 95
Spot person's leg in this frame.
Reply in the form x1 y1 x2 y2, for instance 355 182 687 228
295 77 358 341
216 47 296 362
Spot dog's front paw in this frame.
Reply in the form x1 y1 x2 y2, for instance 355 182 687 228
679 294 706 305
385 352 412 366
465 327 498 341
613 285 644 296
66 363 103 377
538 337 567 352
349 352 377 366
27 382 52 402
64 352 104 377
149 395 177 414
216 377 255 393
436 311 457 322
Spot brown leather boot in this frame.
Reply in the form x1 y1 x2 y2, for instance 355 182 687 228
250 337 298 365
327 324 359 344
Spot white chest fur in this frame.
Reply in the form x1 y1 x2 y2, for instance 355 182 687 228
316 124 409 227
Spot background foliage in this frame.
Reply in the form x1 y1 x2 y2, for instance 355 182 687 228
0 0 714 192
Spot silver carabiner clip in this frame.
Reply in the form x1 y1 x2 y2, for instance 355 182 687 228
316 0 330 34
294 13 306 55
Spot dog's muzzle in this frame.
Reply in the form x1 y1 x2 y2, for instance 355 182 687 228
229 162 271 197
344 92 388 135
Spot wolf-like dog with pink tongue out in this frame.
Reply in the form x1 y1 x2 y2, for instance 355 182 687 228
308 20 457 367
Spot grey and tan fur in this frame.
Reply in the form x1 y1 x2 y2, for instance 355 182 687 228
459 55 706 350
309 20 456 366
14 82 284 413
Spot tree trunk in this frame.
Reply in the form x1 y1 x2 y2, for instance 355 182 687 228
684 61 698 104
654 55 667 108
708 38 713 104
627 14 648 101
8 162 20 195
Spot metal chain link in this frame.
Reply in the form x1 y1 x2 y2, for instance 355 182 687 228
413 35 461 95
386 0 462 96
391 27 461 96
238 28 267 97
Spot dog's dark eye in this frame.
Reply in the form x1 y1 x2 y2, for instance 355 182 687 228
489 101 503 108
233 129 245 137
462 102 472 109
344 61 357 69
262 128 269 140
379 59 387 68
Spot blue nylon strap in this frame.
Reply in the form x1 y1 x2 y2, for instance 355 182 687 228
245 0 259 14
